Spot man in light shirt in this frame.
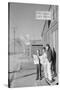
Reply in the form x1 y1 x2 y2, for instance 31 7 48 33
33 50 42 80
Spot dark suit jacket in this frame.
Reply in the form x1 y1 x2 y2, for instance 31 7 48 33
46 49 52 62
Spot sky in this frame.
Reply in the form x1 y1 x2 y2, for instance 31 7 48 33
10 3 50 40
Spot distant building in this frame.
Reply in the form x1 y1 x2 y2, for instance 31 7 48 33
31 40 43 56
9 38 26 55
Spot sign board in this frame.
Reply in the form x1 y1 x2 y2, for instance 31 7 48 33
35 11 52 20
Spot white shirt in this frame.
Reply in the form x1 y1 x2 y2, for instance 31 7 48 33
39 52 48 65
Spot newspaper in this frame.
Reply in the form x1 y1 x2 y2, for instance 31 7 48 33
33 55 39 64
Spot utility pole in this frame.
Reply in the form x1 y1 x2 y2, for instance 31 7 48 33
13 27 16 54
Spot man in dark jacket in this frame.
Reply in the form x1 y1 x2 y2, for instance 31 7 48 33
52 47 57 76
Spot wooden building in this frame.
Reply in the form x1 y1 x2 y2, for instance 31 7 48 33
41 5 58 74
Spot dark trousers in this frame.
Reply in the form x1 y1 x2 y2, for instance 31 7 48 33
52 61 56 75
36 63 42 79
